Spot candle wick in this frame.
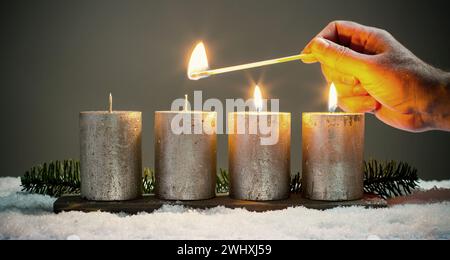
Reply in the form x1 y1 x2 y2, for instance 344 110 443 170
184 94 189 112
109 93 113 113
329 103 337 113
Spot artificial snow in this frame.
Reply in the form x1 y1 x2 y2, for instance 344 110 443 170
0 177 450 240
417 179 450 190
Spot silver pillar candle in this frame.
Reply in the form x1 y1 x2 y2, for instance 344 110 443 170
80 107 142 201
301 113 365 201
155 111 217 200
228 112 291 201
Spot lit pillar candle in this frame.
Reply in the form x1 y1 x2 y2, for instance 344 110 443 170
80 94 142 201
155 95 217 200
228 86 291 201
302 83 365 201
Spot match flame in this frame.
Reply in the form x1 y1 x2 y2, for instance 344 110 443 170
254 85 263 112
328 83 338 112
187 42 209 80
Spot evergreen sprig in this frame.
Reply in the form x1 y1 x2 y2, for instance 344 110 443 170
217 168 230 194
21 160 81 197
290 172 302 193
21 159 419 199
364 159 419 199
142 168 156 194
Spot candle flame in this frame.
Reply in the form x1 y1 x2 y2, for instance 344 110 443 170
254 85 263 112
328 83 338 112
187 42 209 80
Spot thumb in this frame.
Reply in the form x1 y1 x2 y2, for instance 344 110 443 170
309 37 371 77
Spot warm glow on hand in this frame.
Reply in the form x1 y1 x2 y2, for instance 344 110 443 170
301 21 449 132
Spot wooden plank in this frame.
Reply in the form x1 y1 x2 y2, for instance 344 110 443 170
388 189 450 206
54 194 387 214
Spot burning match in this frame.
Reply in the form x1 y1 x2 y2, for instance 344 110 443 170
187 42 314 80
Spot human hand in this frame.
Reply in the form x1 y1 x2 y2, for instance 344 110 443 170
302 21 450 132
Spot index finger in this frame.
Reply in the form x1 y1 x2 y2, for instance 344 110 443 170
302 21 385 55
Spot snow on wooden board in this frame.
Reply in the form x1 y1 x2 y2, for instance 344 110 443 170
1 177 450 240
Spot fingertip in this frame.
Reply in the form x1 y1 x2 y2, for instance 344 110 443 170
339 96 378 113
300 56 318 64
364 98 379 111
310 37 330 53
300 47 310 55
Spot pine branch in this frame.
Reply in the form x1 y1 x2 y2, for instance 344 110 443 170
364 159 419 199
217 168 230 194
143 168 155 194
21 160 81 197
290 172 302 193
21 161 229 196
21 159 419 199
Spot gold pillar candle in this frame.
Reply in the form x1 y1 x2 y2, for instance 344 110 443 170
228 86 291 201
228 112 291 201
301 84 365 201
155 110 217 201
80 95 142 201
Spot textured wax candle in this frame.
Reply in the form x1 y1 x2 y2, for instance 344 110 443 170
155 111 217 201
228 86 291 201
80 95 142 201
228 112 291 201
301 84 365 201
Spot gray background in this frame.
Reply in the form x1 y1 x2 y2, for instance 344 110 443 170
1 0 449 179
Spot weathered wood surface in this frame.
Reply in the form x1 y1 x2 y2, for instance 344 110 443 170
54 194 387 214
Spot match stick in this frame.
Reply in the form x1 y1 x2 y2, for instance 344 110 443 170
190 53 313 80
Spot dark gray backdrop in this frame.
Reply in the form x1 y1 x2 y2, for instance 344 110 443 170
1 0 449 179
